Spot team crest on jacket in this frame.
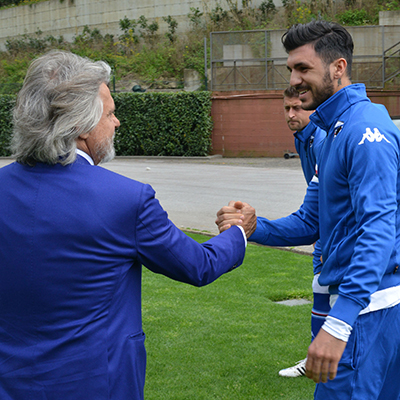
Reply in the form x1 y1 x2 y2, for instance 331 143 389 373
333 121 344 139
358 128 390 145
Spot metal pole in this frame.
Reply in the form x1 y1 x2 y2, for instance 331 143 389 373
204 37 208 90
234 60 236 90
210 32 213 91
265 30 268 89
382 26 385 88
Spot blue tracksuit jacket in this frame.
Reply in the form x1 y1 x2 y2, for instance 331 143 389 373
294 121 325 185
294 121 325 274
250 84 400 327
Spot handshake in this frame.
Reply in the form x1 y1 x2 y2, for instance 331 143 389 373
215 201 257 238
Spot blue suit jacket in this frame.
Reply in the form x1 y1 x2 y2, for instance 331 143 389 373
0 156 245 399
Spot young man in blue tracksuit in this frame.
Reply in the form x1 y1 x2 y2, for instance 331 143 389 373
278 87 330 378
216 20 400 400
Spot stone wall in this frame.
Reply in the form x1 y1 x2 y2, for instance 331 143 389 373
379 10 400 25
0 0 278 50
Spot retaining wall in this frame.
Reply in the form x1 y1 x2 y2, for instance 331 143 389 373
0 0 275 50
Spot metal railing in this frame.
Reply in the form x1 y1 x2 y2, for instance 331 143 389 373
210 27 400 91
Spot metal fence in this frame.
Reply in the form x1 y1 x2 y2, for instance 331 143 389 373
210 26 400 91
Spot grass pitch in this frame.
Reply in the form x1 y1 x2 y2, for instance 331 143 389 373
142 232 316 399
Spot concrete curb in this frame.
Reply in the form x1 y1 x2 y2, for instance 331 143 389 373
0 155 224 161
113 155 223 161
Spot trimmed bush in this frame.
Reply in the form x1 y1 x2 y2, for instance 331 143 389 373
0 95 15 156
113 91 213 156
0 91 213 158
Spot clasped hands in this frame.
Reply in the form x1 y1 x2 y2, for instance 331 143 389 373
215 200 257 238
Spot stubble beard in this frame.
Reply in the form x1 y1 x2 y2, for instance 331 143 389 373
302 70 335 111
95 135 115 164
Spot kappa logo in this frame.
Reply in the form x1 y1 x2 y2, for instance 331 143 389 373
358 127 390 145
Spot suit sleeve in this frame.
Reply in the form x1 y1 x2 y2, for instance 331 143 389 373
135 184 246 287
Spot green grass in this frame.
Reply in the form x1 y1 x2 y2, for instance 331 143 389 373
142 232 315 399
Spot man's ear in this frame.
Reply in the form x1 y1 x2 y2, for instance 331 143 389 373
78 132 90 140
333 58 347 80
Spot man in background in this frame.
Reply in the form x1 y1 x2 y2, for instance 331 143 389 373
278 87 330 378
0 50 255 400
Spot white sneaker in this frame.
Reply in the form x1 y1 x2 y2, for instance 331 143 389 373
278 358 307 377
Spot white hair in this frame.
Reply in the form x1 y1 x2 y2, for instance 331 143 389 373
11 50 111 165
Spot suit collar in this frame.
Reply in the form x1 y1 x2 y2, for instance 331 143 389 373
76 149 94 165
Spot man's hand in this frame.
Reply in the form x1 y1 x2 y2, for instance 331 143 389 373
306 328 347 383
215 201 257 238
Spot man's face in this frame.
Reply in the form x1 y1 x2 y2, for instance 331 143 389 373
286 43 335 110
86 83 120 165
283 96 313 132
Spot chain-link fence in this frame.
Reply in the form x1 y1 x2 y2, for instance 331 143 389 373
210 26 400 91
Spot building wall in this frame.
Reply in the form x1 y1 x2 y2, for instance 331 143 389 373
211 90 400 157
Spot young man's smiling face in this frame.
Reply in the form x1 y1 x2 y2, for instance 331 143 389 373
286 43 335 111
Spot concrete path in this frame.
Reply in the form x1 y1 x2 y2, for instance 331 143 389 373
0 156 313 254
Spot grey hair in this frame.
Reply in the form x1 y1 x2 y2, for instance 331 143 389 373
11 50 111 165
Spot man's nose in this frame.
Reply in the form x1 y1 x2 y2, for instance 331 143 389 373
289 70 301 88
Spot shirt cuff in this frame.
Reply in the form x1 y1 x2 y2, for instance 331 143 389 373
237 226 247 247
321 315 352 342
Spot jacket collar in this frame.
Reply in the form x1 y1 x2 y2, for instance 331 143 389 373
75 149 94 165
293 121 317 144
310 83 369 133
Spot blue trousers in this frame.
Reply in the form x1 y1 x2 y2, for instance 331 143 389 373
314 303 400 400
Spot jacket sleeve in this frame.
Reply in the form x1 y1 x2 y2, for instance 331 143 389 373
328 120 399 327
249 178 319 246
135 184 246 287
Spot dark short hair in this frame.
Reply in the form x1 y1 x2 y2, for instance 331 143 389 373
283 86 299 99
282 20 353 78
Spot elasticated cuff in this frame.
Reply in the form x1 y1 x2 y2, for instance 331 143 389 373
329 294 364 327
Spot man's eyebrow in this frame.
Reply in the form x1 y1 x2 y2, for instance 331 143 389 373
294 61 310 69
287 60 311 71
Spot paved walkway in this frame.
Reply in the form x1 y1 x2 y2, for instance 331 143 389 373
0 156 313 254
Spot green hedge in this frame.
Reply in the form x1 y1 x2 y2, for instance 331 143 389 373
113 91 213 156
0 91 213 157
0 95 15 157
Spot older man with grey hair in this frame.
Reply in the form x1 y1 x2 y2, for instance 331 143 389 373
0 51 255 400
